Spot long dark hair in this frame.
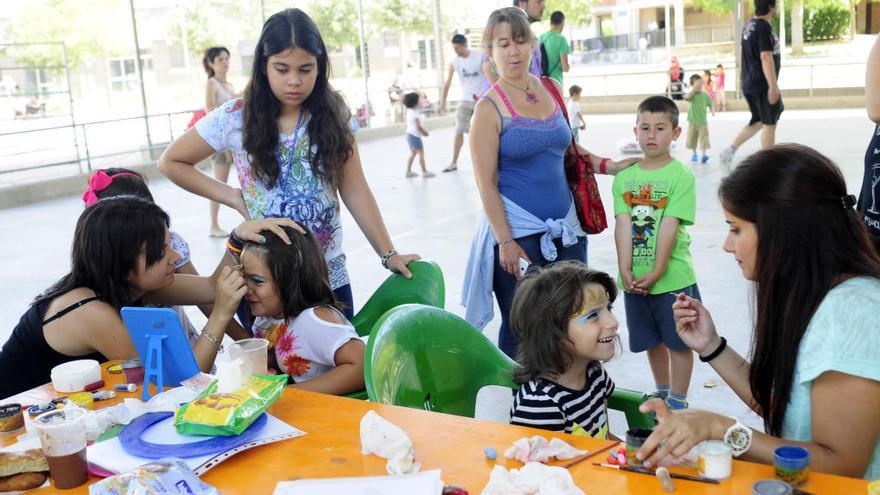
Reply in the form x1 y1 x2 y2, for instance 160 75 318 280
510 261 618 384
719 144 880 436
202 46 229 78
36 196 170 310
242 9 352 190
243 224 341 319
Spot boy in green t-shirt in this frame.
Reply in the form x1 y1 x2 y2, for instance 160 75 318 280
613 96 699 410
685 74 715 164
539 11 570 85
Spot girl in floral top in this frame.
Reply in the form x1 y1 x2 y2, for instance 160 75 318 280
158 8 419 319
233 224 364 395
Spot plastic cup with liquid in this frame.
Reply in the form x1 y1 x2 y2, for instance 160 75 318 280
33 408 89 489
227 338 269 377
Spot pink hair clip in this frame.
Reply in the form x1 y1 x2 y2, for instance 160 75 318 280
82 170 140 207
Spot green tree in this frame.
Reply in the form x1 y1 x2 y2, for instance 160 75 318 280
308 0 360 50
168 0 251 60
545 0 592 25
3 0 129 72
369 0 434 35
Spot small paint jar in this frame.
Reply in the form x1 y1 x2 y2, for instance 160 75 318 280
625 428 652 465
774 446 810 487
697 440 732 480
0 403 24 432
753 479 793 495
27 403 55 419
869 480 880 495
122 359 144 385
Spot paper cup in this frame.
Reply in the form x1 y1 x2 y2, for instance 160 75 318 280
33 408 88 489
227 338 269 377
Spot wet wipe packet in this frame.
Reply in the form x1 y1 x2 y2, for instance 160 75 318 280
89 458 219 495
174 374 287 436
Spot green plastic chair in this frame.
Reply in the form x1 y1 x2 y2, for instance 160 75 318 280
365 304 653 429
350 260 445 337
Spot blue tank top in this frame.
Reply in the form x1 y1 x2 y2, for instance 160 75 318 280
490 82 572 222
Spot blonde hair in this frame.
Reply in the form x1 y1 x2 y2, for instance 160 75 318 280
483 7 536 50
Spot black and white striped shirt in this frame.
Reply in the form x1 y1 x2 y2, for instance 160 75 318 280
509 363 615 438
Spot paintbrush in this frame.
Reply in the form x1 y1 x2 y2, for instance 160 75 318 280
562 441 620 469
593 463 721 484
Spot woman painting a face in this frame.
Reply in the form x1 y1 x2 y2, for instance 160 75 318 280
637 144 880 480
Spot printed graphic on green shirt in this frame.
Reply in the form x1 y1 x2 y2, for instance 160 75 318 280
624 183 670 268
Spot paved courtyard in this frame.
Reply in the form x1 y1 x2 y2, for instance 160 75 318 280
0 107 873 435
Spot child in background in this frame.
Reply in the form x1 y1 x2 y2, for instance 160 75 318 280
685 74 715 164
227 225 365 395
568 85 586 144
403 92 435 179
714 64 726 111
509 262 619 439
703 69 716 105
613 96 699 411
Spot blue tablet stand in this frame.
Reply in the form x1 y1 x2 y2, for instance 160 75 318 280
121 307 200 401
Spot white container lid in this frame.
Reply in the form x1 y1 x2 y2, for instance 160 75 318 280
50 360 101 393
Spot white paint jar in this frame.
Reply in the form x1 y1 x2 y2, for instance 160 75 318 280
698 440 733 480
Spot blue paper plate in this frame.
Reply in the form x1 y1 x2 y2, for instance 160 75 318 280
119 411 268 459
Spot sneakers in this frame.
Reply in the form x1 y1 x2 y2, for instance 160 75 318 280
690 152 698 162
701 154 709 164
720 147 735 170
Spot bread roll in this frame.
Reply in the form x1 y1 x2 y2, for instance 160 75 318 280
0 449 49 477
0 472 48 491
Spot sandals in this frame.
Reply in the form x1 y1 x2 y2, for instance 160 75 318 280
442 165 458 172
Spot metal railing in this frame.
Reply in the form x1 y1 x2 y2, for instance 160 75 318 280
573 25 734 53
558 60 866 101
0 110 196 177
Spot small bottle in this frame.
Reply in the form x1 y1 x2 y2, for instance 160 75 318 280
113 383 137 393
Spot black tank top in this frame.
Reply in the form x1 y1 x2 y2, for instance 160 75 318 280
0 298 108 399
858 124 880 253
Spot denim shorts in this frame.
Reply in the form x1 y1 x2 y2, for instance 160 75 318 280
624 284 700 352
406 134 423 150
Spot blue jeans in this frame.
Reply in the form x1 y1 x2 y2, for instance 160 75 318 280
493 233 588 359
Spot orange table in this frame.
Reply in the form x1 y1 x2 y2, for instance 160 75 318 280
2 362 869 494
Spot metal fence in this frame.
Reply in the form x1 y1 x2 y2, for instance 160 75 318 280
0 61 866 180
573 25 735 53
0 110 195 178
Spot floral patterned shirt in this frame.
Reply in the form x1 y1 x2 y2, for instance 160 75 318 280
252 307 357 382
195 99 349 289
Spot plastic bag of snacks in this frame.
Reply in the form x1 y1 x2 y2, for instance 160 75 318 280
88 458 219 495
174 374 287 436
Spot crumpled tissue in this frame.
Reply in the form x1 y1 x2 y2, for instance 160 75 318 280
82 387 198 441
360 410 420 475
481 462 585 495
505 436 587 464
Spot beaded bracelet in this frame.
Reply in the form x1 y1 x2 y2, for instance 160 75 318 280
226 230 244 256
380 249 398 269
599 158 609 175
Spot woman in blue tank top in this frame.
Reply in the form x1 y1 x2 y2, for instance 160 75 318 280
465 7 636 358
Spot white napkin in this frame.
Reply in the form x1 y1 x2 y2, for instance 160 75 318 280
480 462 585 495
504 436 587 463
359 410 420 475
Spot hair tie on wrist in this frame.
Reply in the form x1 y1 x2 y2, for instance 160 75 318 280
699 337 727 363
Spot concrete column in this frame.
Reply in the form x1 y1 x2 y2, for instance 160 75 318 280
674 0 685 46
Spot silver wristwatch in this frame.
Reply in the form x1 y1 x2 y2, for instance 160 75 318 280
723 420 753 457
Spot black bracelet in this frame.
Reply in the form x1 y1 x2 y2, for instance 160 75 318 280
699 336 727 363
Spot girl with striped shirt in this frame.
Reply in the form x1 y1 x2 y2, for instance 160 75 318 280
509 262 620 438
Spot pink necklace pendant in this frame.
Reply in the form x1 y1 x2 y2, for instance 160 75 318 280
526 91 538 104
